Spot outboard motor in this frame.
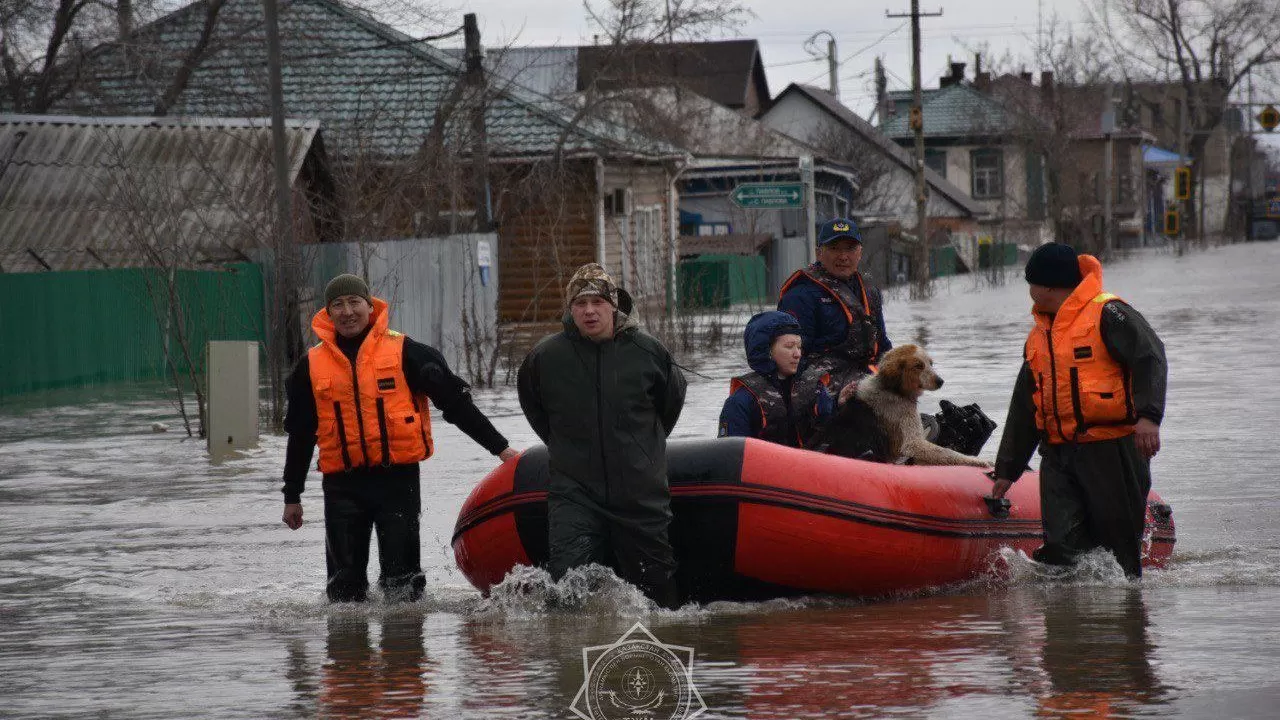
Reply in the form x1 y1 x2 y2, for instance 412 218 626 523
930 400 998 457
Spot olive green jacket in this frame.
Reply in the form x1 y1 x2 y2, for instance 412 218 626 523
517 311 686 526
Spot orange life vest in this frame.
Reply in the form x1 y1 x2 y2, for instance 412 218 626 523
1025 254 1136 445
309 297 433 473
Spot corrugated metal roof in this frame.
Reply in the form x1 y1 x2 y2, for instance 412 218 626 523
440 47 580 99
0 115 321 273
62 0 679 160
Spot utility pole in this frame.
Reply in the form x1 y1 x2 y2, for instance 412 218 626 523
804 31 839 97
828 36 838 97
1102 84 1115 258
463 13 491 232
888 1 943 297
1178 87 1189 248
262 0 298 430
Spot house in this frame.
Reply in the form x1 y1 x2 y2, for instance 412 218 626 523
577 40 771 116
56 0 688 323
881 66 1053 251
0 115 328 395
582 86 864 294
1120 81 1236 237
474 40 771 116
466 43 863 295
0 115 334 272
760 83 990 274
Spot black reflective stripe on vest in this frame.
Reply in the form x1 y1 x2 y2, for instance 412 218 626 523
733 370 825 447
375 397 391 467
333 401 353 471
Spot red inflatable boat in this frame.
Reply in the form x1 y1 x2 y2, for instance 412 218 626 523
452 438 1175 602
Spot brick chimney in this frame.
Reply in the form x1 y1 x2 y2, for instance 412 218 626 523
1040 71 1054 100
941 61 967 88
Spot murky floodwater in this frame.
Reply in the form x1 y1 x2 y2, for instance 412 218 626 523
3 242 1279 718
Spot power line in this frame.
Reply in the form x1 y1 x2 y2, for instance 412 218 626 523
839 20 909 65
764 57 823 69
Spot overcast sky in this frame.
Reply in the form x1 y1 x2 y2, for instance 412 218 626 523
470 0 1084 111
453 0 1280 152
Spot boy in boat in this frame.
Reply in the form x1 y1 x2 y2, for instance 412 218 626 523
718 310 838 447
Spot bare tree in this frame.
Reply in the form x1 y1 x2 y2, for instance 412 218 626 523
1085 0 1280 242
584 0 751 44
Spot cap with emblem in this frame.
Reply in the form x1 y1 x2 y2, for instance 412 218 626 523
818 218 862 246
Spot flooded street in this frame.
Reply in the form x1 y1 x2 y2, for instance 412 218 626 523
3 241 1280 718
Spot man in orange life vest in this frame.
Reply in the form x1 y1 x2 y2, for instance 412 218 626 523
990 243 1167 578
778 218 891 398
281 274 518 602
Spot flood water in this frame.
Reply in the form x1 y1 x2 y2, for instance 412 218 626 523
2 241 1279 718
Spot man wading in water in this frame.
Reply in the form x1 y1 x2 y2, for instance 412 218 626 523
517 263 687 608
280 274 518 602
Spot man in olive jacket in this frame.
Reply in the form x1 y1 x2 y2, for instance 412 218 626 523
517 263 687 608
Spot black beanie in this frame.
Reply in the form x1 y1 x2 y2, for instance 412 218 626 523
1024 243 1082 288
324 273 372 306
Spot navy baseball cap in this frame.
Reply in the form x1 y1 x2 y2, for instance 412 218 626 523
818 218 862 246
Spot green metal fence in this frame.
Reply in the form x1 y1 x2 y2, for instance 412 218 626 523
677 254 768 309
0 264 264 398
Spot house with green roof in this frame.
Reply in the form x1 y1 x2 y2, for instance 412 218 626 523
49 0 688 323
882 68 1052 249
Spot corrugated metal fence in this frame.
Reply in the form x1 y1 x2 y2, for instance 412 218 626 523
0 264 264 398
301 234 500 381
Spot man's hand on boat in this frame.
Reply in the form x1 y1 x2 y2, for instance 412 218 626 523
989 477 1014 500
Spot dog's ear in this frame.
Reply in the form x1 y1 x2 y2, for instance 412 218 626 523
877 347 909 395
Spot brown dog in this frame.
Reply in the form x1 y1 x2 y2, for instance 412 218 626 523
855 344 992 467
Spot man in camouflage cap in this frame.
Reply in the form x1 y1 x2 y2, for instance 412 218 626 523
518 262 687 608
564 262 619 308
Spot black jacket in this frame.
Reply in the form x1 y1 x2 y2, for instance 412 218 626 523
994 300 1167 481
517 313 687 526
281 330 509 503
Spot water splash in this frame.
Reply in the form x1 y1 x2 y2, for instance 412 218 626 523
998 546 1133 587
469 564 655 617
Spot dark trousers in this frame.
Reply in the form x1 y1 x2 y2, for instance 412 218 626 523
1036 436 1152 578
547 495 680 608
322 465 425 602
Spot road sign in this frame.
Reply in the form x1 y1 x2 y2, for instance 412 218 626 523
1259 105 1280 132
729 182 805 210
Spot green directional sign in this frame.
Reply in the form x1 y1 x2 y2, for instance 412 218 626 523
729 182 805 209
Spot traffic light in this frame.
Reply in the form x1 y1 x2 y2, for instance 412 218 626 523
1175 167 1191 200
1163 208 1180 236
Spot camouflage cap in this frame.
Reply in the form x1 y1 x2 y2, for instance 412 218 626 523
565 262 619 307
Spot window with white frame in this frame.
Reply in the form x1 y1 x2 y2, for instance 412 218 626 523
970 148 1003 199
631 205 664 298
